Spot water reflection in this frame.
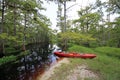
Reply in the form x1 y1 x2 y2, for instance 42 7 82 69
16 51 50 80
48 54 57 67
0 47 61 80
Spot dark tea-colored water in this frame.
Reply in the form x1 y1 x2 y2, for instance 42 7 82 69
0 51 58 80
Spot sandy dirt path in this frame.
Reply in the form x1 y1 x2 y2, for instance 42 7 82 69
36 58 69 80
36 58 98 80
66 65 98 80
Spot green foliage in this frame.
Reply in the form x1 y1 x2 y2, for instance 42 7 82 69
86 54 120 80
68 45 95 53
19 50 30 56
0 55 17 66
0 50 30 66
71 0 120 48
0 0 52 55
106 17 120 47
73 5 101 34
68 45 120 80
94 47 120 59
58 31 96 46
0 33 17 41
49 45 120 80
0 33 8 40
5 47 17 55
89 41 99 48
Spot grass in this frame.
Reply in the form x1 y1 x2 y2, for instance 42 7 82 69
48 63 71 80
68 45 95 53
94 47 120 59
49 45 120 80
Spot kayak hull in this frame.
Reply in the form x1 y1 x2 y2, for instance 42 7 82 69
54 52 96 59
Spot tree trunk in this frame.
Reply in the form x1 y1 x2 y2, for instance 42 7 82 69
63 0 67 51
22 13 27 51
64 0 66 32
0 0 5 55
86 21 89 33
117 39 120 48
57 2 62 32
13 2 16 36
1 0 5 33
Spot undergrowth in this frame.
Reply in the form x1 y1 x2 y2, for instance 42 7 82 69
49 45 120 80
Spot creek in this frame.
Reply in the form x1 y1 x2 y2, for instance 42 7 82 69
0 45 61 80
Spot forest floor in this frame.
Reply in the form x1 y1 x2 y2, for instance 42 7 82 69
37 58 98 80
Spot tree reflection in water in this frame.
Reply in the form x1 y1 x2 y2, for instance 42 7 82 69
0 45 62 80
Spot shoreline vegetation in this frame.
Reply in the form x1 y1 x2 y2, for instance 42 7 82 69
37 45 120 80
0 0 120 80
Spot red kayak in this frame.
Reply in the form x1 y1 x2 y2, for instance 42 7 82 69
54 51 96 59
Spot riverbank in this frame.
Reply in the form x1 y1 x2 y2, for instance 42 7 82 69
37 58 70 80
37 45 120 80
37 58 98 80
